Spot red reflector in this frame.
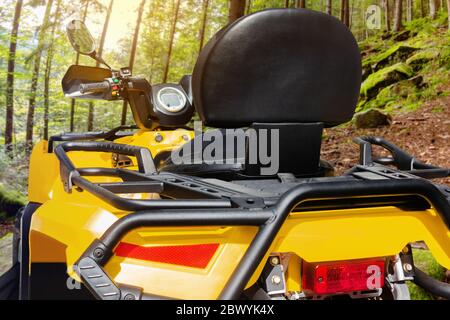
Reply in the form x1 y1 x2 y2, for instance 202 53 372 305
115 242 219 269
302 259 385 295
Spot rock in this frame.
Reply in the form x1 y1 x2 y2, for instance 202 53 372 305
378 76 424 99
393 30 417 41
363 45 417 74
381 31 392 40
406 49 440 71
360 63 414 100
354 109 392 129
358 75 425 111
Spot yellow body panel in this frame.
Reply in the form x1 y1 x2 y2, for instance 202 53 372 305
30 201 450 299
28 130 194 204
27 130 450 299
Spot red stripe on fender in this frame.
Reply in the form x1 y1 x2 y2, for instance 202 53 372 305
115 242 220 269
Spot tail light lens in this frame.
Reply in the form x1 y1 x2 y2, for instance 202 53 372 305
302 259 385 295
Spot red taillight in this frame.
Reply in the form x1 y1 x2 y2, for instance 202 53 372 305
302 259 385 295
115 242 219 269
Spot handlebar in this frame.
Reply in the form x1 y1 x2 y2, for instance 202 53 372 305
353 136 450 179
80 81 110 94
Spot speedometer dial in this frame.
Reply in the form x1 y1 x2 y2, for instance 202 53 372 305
157 87 187 113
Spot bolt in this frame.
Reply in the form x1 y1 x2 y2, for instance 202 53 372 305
123 294 135 300
155 134 163 143
182 134 190 141
271 275 281 285
270 256 280 266
402 246 409 253
403 263 413 272
93 248 104 259
317 277 323 283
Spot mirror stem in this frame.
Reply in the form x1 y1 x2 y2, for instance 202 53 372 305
89 51 112 70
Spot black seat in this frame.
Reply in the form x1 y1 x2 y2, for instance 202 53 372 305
160 8 361 179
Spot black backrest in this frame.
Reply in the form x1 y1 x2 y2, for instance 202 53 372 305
192 8 362 128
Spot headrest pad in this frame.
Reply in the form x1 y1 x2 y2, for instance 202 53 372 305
192 8 362 128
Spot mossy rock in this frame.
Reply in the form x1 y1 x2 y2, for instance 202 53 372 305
378 76 424 99
358 75 423 112
0 184 26 221
353 109 392 129
362 45 417 77
360 63 414 100
393 29 417 41
406 49 440 71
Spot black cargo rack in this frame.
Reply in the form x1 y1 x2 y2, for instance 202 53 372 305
52 139 450 300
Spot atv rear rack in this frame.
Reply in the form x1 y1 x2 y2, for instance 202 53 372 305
53 139 450 300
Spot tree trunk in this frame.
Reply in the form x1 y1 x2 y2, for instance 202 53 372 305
121 0 146 125
43 0 62 140
407 0 413 21
162 0 181 83
295 0 306 8
229 0 246 23
421 0 426 17
25 0 54 156
340 0 349 27
384 0 391 31
245 0 252 14
70 1 89 132
348 0 354 29
326 0 332 14
393 0 403 31
4 0 23 156
285 0 290 7
88 0 114 131
198 0 210 52
447 0 450 30
430 0 437 18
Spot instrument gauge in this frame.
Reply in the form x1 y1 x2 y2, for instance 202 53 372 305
157 87 187 113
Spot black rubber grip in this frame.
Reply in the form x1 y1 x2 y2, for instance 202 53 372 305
80 81 110 94
55 141 156 175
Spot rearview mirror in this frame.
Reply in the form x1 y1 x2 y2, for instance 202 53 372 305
66 20 111 69
66 20 95 55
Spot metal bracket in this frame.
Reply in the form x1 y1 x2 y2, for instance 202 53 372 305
260 255 286 296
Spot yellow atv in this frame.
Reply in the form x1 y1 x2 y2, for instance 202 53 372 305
1 9 450 300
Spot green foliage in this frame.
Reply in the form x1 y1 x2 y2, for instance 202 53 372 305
407 248 447 300
358 9 450 114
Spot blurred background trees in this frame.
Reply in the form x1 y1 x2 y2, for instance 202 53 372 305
0 0 449 161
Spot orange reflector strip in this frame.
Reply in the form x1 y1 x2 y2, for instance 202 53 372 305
115 242 220 269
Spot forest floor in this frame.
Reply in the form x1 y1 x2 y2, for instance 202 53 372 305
322 84 450 185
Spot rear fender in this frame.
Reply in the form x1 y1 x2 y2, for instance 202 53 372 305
29 201 450 299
